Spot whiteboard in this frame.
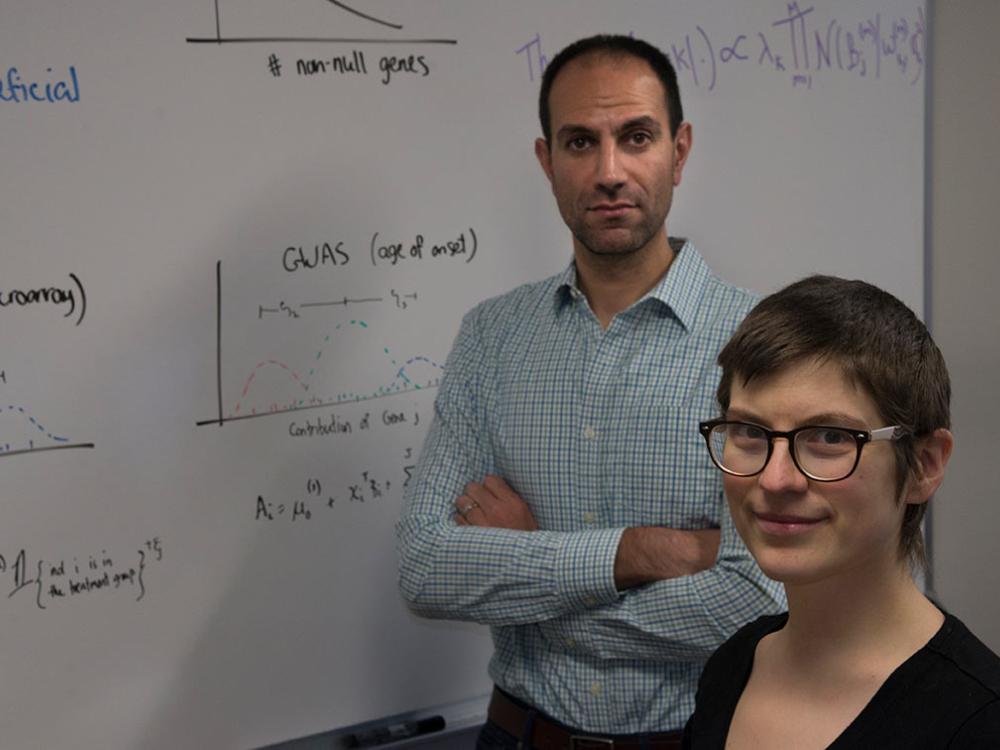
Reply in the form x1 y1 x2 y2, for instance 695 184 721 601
0 1 926 747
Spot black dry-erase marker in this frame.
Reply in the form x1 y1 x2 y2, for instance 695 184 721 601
342 715 445 748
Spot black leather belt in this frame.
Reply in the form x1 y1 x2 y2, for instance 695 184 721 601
487 687 684 750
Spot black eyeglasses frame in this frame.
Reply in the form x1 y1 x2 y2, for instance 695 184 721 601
698 419 906 483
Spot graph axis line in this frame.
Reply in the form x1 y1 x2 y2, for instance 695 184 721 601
0 443 96 459
185 36 457 45
195 383 438 427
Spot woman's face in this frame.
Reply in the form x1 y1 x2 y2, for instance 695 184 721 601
722 358 914 588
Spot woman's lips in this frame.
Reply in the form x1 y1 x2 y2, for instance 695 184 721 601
754 511 827 536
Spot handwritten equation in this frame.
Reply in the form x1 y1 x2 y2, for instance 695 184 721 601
517 3 926 90
255 456 415 524
0 538 164 610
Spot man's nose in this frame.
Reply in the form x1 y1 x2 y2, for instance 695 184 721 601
595 141 625 193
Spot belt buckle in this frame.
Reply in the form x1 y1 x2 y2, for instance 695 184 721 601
570 736 615 750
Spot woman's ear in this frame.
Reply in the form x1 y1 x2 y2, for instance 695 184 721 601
904 428 954 505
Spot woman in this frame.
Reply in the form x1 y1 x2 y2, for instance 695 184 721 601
684 276 1000 748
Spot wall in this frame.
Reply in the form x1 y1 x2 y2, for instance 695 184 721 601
928 0 1000 649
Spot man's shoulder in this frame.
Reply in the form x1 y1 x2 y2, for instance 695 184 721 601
463 270 565 333
705 273 758 307
699 269 759 320
671 241 758 331
690 272 758 343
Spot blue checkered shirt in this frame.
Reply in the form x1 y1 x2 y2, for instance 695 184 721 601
397 241 785 732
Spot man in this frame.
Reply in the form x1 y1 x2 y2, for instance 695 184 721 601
396 35 784 745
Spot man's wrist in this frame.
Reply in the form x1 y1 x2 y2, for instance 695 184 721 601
613 526 721 590
556 526 626 609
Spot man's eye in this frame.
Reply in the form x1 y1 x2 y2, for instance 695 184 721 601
567 137 591 151
627 132 652 146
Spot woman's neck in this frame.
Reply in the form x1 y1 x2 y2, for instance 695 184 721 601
777 566 943 678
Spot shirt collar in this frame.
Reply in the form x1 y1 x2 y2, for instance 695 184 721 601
554 238 713 332
554 263 579 306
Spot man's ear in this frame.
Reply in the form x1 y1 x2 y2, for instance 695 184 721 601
535 137 554 185
672 121 693 187
904 428 954 505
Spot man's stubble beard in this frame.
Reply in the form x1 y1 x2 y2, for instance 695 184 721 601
572 220 661 258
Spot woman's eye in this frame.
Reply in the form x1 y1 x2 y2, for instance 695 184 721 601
732 424 765 440
818 429 849 444
800 428 855 453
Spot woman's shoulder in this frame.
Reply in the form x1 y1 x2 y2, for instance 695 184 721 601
926 612 1000 697
722 613 788 652
701 613 788 680
902 612 1000 746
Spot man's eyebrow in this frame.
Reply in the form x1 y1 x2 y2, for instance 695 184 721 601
615 115 662 135
554 115 663 143
554 123 596 141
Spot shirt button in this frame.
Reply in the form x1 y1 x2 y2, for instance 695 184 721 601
584 596 599 606
590 682 602 697
582 425 597 440
565 638 576 648
583 512 596 525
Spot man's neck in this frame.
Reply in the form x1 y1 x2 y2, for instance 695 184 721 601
573 233 677 329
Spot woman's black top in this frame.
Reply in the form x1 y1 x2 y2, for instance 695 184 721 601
683 612 1000 748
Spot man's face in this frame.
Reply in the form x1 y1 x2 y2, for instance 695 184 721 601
722 358 917 590
535 54 691 259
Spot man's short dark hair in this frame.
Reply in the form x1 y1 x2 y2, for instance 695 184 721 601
538 35 683 144
716 275 951 571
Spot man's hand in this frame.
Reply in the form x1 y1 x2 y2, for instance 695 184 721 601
614 526 721 590
454 475 539 531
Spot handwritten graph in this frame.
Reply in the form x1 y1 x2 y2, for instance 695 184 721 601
0 403 95 458
229 320 443 418
197 262 443 427
186 0 457 46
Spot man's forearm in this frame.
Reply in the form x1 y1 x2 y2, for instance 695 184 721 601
613 526 721 590
398 511 625 625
